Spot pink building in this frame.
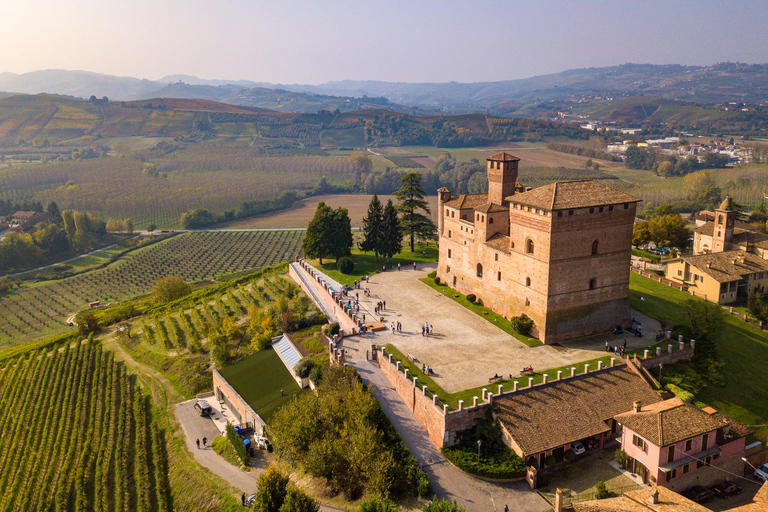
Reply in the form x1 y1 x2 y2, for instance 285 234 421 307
615 398 752 491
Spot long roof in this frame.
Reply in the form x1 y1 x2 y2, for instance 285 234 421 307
614 397 751 448
678 250 768 283
494 366 662 456
574 486 710 512
506 180 640 211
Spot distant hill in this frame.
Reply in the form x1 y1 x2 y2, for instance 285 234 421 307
2 63 768 115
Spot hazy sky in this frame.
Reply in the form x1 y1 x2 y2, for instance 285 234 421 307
2 0 767 84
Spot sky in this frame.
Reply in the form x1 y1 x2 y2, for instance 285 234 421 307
2 0 768 84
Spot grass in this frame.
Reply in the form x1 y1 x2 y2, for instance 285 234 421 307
629 272 768 440
631 248 661 263
211 435 248 470
217 347 305 422
384 343 619 411
307 245 439 286
418 277 542 347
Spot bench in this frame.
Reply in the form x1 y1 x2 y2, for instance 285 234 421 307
520 368 534 375
488 375 503 383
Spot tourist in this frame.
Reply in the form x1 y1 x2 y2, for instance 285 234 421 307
391 323 395 334
242 493 246 507
413 262 417 270
605 340 609 352
421 325 425 336
422 363 426 372
366 274 369 282
383 300 386 310
196 438 200 449
429 324 433 335
202 437 207 448
398 263 401 271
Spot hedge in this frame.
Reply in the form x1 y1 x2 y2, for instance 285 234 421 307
441 444 526 479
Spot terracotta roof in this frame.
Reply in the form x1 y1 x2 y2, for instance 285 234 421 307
731 229 768 249
12 211 39 219
437 187 451 192
485 233 510 253
695 221 758 238
487 152 520 162
680 250 768 283
443 193 488 210
574 486 709 512
494 366 662 456
615 397 751 447
506 181 640 211
476 202 507 213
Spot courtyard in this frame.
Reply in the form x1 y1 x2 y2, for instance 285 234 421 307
337 261 663 393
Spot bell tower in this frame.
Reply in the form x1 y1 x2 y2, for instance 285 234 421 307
486 153 520 205
712 196 735 253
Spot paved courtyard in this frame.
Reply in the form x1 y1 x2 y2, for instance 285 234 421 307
339 262 662 393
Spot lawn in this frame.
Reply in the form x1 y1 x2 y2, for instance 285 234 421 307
217 347 305 422
418 277 541 347
307 246 439 286
629 272 768 440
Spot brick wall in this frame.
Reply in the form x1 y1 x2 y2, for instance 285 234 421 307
636 339 695 370
289 261 358 334
212 370 266 434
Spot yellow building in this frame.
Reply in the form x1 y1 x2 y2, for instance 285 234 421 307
666 251 768 304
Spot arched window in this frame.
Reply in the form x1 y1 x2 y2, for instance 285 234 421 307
592 240 599 256
526 239 534 254
525 277 531 287
589 278 597 290
489 217 494 224
717 215 723 225
476 263 483 278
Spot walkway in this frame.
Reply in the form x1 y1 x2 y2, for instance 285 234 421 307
345 354 551 512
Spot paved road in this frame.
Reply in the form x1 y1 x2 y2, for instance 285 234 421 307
347 356 551 512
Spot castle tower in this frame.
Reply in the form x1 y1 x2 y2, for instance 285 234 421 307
712 196 735 253
486 153 520 205
437 187 451 236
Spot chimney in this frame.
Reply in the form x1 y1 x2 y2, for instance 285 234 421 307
650 488 659 505
633 401 641 413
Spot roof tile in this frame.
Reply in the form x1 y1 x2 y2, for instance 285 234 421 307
506 180 640 210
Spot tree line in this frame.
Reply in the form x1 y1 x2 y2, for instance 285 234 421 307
624 145 729 176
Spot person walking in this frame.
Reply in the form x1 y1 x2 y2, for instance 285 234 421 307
413 262 417 270
241 493 246 507
421 325 425 336
202 437 207 449
196 438 200 449
605 340 609 352
366 274 369 283
383 300 386 310
429 324 433 335
504 505 509 512
398 263 401 271
391 323 395 334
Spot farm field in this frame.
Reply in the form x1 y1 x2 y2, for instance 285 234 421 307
0 230 305 347
218 193 438 229
0 338 171 511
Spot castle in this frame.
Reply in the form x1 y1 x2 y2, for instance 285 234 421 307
436 153 640 343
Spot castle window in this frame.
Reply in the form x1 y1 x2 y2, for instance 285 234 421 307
589 278 596 290
462 214 467 220
557 211 562 217
489 217 494 224
624 203 629 209
511 242 515 249
609 205 614 212
476 263 483 278
525 277 531 287
718 215 723 225
589 207 595 214
569 210 574 216
497 271 501 281
446 266 450 273
495 253 498 261
476 213 480 221
448 230 452 237
592 240 599 255
599 207 604 213
526 239 534 254
448 249 451 258
525 297 530 306
451 210 455 218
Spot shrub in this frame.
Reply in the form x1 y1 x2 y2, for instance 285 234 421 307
309 365 323 385
153 275 191 304
337 257 355 274
595 481 609 499
564 450 575 461
225 423 249 466
77 313 100 336
466 293 476 303
441 443 526 479
433 276 441 285
278 486 319 512
417 476 431 498
254 466 289 512
615 449 629 468
356 497 398 512
423 499 466 512
328 322 340 336
544 455 556 467
427 271 437 278
294 357 316 379
510 314 533 335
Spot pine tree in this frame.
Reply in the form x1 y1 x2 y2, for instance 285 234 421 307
361 194 384 261
381 199 402 260
395 172 435 252
331 207 353 263
302 202 335 265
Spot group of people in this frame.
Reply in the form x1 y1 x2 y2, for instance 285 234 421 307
605 339 628 357
421 363 434 375
421 321 433 336
374 300 386 315
195 437 208 449
390 321 403 334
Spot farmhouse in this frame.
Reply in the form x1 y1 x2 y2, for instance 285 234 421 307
436 152 640 343
667 197 768 303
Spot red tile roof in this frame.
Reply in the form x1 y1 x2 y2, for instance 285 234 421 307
487 152 520 162
506 181 640 210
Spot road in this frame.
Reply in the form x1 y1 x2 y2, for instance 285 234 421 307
4 242 120 278
347 355 551 512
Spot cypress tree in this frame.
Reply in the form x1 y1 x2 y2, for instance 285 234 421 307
381 199 402 260
360 194 384 261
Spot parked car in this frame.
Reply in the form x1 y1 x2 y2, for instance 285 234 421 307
754 463 768 482
571 441 586 455
711 481 742 498
586 437 599 450
194 399 212 417
682 486 715 504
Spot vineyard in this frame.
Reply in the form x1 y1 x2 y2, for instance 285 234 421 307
0 338 171 511
0 231 305 346
0 150 355 228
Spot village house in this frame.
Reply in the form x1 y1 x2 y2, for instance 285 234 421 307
436 152 640 343
10 210 52 233
493 365 663 468
615 397 752 491
667 197 768 303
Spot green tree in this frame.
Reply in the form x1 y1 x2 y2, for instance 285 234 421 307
278 486 319 512
77 313 100 336
61 210 76 246
302 202 336 265
395 172 435 252
381 200 402 260
254 466 290 512
46 201 61 221
350 152 373 174
361 194 384 261
423 499 466 512
153 275 192 304
331 207 353 263
357 497 399 512
147 223 157 233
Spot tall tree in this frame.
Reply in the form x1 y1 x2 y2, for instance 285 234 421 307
46 201 61 221
331 207 353 263
395 172 435 252
361 194 384 261
302 202 335 265
381 200 402 260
